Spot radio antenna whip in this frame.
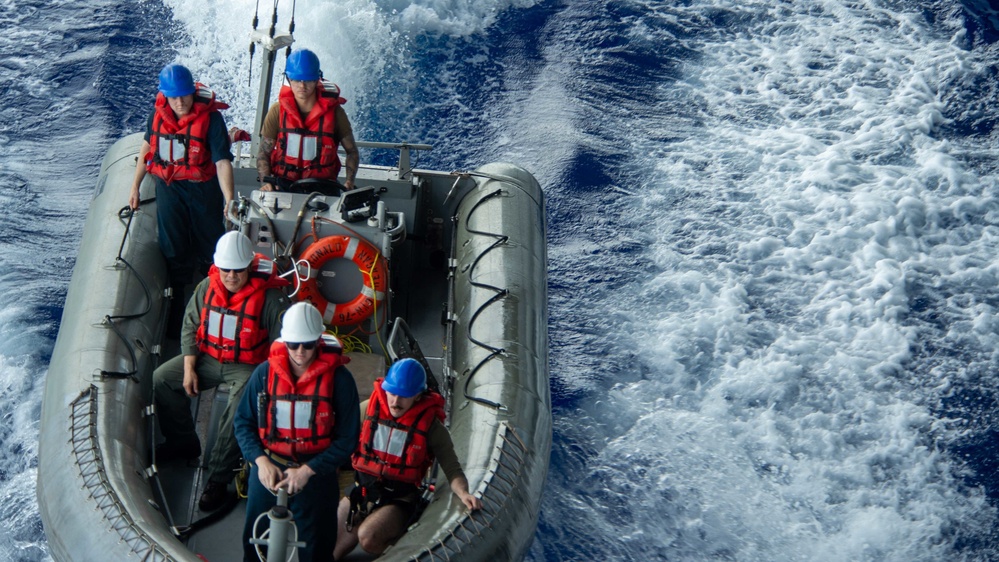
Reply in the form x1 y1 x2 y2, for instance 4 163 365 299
269 0 279 38
247 0 294 159
247 0 262 86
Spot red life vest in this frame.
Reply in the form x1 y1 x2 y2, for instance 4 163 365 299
257 338 351 458
146 84 229 184
196 255 288 364
351 379 446 485
269 81 346 182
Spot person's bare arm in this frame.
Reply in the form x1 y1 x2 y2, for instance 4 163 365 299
257 137 276 191
182 355 199 396
215 159 235 219
449 475 482 511
129 141 152 209
340 133 359 190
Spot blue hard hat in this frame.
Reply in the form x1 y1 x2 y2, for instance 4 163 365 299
158 64 196 97
285 49 322 81
382 358 426 398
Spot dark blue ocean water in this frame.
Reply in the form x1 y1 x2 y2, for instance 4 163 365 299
4 0 999 560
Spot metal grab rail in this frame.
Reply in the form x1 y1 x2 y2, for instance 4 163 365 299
354 141 433 180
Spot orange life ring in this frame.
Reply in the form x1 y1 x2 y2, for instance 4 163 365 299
297 235 388 326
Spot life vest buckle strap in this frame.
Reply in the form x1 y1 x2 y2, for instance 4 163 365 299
346 481 379 532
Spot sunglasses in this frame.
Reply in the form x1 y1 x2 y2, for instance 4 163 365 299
286 341 317 351
219 267 248 274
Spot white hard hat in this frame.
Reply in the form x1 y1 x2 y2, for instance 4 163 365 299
213 231 254 270
281 302 326 343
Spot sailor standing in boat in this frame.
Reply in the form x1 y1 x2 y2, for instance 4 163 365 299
255 48 360 193
234 302 360 562
128 63 235 334
152 231 290 512
333 359 483 559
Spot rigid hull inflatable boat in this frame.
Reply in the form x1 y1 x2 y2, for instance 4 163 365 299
37 26 550 562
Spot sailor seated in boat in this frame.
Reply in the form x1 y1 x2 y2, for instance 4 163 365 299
333 359 483 559
152 231 290 512
234 302 360 562
255 48 360 194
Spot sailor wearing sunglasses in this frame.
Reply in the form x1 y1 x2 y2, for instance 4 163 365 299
235 302 360 562
151 231 291 512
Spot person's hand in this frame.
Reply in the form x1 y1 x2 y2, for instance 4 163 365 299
223 198 234 224
182 364 199 397
458 491 482 511
255 457 284 492
260 182 275 192
129 185 141 210
229 127 251 143
450 476 482 511
277 464 315 495
344 179 355 191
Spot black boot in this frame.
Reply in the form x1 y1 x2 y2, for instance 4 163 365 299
198 480 232 511
165 282 187 338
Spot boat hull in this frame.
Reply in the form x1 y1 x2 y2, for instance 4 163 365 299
38 133 193 560
381 163 551 561
37 136 550 561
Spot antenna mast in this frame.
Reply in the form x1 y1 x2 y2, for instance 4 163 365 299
248 0 295 159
